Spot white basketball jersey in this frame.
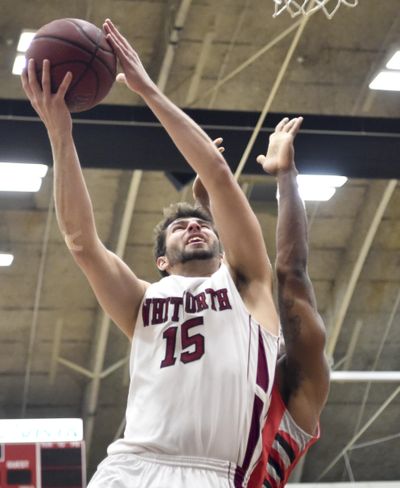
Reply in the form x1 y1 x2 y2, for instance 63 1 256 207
108 264 279 485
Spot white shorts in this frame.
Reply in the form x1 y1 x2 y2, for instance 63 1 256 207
87 452 239 488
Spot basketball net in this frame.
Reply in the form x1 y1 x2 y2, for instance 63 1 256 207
272 0 358 19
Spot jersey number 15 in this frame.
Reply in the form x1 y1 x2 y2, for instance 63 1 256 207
160 317 205 368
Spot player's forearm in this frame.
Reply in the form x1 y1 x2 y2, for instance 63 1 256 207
275 169 309 274
139 84 228 188
50 131 97 253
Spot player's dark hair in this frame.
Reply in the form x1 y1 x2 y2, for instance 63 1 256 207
153 202 216 277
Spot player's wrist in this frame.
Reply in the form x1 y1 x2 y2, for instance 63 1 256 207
276 165 298 179
48 127 73 147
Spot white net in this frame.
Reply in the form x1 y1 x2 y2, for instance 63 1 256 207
272 0 358 19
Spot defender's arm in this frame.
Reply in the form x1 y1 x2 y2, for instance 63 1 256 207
259 117 330 434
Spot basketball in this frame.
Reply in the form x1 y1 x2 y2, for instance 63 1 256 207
26 18 117 112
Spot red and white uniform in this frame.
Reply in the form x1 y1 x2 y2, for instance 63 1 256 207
248 384 319 488
90 264 279 488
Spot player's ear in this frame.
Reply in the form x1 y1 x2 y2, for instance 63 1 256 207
156 256 169 272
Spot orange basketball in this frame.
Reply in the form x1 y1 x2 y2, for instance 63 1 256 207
26 18 117 112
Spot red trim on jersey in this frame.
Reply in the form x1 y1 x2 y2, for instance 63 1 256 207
247 385 285 487
276 426 319 486
247 382 319 488
277 430 301 460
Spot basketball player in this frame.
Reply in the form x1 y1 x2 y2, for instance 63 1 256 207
193 117 330 487
250 116 330 486
21 19 280 488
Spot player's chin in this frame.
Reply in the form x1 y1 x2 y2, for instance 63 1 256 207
181 248 217 263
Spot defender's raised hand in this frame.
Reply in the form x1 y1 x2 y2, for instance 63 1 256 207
257 117 303 176
103 18 154 95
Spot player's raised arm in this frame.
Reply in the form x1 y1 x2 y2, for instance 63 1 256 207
21 59 148 338
104 19 278 333
258 117 330 434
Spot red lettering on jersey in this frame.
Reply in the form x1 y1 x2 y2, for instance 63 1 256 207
152 298 168 325
216 288 232 310
205 288 218 310
142 298 151 326
143 288 232 326
195 292 208 311
185 292 197 313
170 296 183 322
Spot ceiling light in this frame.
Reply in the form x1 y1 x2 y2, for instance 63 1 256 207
17 30 36 52
0 162 48 192
296 174 348 201
0 418 83 443
0 254 14 267
369 71 400 91
297 174 347 188
386 50 400 70
12 53 27 75
298 186 336 201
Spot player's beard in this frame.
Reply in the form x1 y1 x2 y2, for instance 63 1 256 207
167 240 220 266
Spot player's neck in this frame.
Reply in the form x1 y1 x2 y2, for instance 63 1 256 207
169 257 221 277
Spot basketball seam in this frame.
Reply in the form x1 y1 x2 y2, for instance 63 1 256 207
34 60 100 105
68 29 101 105
66 19 115 55
31 35 115 78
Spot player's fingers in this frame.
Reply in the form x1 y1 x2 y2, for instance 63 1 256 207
116 73 127 84
20 68 33 98
256 155 266 165
283 117 299 132
106 32 131 61
288 116 303 135
218 147 225 153
41 59 51 96
275 117 289 132
27 58 41 92
104 19 131 51
57 71 73 98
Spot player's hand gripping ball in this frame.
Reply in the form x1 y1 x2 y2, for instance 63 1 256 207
26 18 117 112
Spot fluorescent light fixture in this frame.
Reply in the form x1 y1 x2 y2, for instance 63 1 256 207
0 418 83 443
386 50 400 70
12 53 27 75
17 30 36 52
0 162 48 192
0 254 14 266
369 71 400 91
297 174 347 188
296 174 348 202
298 186 336 202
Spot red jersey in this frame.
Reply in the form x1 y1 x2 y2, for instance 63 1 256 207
248 383 319 487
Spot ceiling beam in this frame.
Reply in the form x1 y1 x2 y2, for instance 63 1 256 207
1 100 400 178
325 180 397 359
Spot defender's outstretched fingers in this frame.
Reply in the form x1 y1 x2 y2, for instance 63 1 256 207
256 155 266 165
213 137 225 154
275 117 289 132
283 117 299 132
288 116 303 135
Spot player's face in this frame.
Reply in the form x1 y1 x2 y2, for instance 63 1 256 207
164 217 221 266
